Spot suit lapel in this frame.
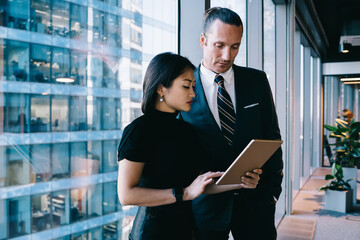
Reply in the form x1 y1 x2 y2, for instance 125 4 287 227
233 65 246 137
193 66 224 139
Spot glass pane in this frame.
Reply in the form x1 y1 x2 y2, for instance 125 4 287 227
0 199 7 239
103 222 118 239
30 0 51 34
102 140 117 173
70 3 87 41
92 10 105 44
88 226 102 240
52 47 70 82
88 55 103 88
87 96 101 131
103 55 118 88
30 44 51 83
6 40 29 82
116 99 122 130
71 142 87 178
6 145 31 186
0 147 5 188
70 187 87 223
52 0 70 38
87 141 102 174
4 93 30 133
30 94 50 132
6 0 30 30
71 230 87 240
88 184 103 218
103 98 116 130
105 13 120 47
210 0 247 66
70 50 87 86
51 190 70 228
9 196 31 238
263 0 276 86
103 181 119 214
30 144 51 182
52 143 70 179
52 96 69 132
70 96 87 131
31 193 51 233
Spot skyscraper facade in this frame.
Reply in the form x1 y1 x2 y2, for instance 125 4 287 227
0 0 178 239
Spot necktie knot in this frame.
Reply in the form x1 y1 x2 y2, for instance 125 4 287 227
215 75 225 87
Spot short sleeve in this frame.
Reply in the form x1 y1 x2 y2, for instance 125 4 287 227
117 118 147 162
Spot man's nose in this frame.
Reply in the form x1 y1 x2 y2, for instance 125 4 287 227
222 47 231 61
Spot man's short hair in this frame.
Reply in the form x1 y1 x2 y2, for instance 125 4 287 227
203 7 243 34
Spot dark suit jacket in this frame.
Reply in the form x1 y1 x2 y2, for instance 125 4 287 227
180 64 283 230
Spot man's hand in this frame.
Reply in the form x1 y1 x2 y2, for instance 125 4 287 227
240 168 262 189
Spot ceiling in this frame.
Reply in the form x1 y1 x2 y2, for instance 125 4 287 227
312 0 360 62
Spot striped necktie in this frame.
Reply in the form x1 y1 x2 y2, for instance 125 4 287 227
215 75 236 146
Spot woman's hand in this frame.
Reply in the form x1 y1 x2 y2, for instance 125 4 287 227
183 171 223 201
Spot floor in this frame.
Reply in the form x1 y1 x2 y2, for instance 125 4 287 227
277 168 360 240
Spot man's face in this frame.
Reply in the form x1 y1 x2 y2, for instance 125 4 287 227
200 19 243 73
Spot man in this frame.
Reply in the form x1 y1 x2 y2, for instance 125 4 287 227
180 7 283 240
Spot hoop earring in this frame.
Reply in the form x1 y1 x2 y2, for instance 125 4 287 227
160 95 164 102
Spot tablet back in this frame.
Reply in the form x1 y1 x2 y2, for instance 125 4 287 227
215 139 283 185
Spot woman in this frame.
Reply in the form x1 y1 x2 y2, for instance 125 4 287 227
117 52 259 240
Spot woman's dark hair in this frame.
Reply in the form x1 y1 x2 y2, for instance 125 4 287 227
203 7 243 35
141 52 195 114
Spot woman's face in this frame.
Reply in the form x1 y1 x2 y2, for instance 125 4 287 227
156 69 195 113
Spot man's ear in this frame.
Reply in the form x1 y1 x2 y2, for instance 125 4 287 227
200 33 206 47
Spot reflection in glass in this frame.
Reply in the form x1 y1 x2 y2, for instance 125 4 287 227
5 145 31 186
88 184 103 218
88 55 103 88
0 199 6 239
0 147 5 188
52 0 70 38
263 0 276 85
70 50 87 86
9 196 31 238
103 181 119 214
87 96 101 131
30 144 51 182
116 100 122 129
103 222 118 239
102 140 118 173
31 44 51 82
103 55 118 88
87 141 102 174
52 47 70 82
70 96 87 131
6 0 30 30
71 230 87 240
92 9 105 44
6 40 29 81
31 193 51 233
30 94 50 132
70 3 87 41
70 187 87 223
88 226 102 239
71 142 86 178
51 190 70 228
105 13 120 47
52 143 70 179
4 93 30 133
52 96 69 132
30 0 51 34
103 98 117 130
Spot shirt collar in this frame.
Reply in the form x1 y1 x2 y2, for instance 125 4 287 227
200 61 233 85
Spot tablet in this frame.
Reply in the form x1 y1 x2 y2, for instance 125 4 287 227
215 139 283 185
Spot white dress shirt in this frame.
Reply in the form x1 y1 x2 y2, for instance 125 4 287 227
199 62 236 128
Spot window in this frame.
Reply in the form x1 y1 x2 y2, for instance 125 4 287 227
70 50 87 86
103 181 119 214
30 94 50 132
4 93 30 133
6 40 29 82
9 196 31 238
87 184 103 218
51 190 70 228
105 13 121 47
52 0 70 38
31 193 51 233
87 141 102 174
6 0 30 30
70 3 87 41
92 9 105 44
88 55 103 88
51 96 69 132
5 145 31 186
103 55 118 89
263 0 276 86
52 143 70 179
70 96 87 131
70 142 87 178
70 187 87 223
103 98 117 130
30 144 51 182
87 96 101 131
102 140 118 172
30 0 51 34
30 44 51 83
52 47 70 83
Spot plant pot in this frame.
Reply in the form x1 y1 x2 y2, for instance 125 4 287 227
325 189 353 213
342 167 358 204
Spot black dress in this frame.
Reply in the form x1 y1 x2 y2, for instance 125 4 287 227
117 110 203 240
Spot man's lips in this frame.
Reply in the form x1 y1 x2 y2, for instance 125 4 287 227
186 100 193 105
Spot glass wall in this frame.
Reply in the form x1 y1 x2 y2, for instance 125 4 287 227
0 0 178 239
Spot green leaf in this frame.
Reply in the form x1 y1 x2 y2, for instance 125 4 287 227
324 125 337 131
325 174 335 180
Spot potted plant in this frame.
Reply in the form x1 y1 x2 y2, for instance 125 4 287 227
320 163 353 213
324 119 360 204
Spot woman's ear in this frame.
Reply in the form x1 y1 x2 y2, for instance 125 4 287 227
157 85 165 96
